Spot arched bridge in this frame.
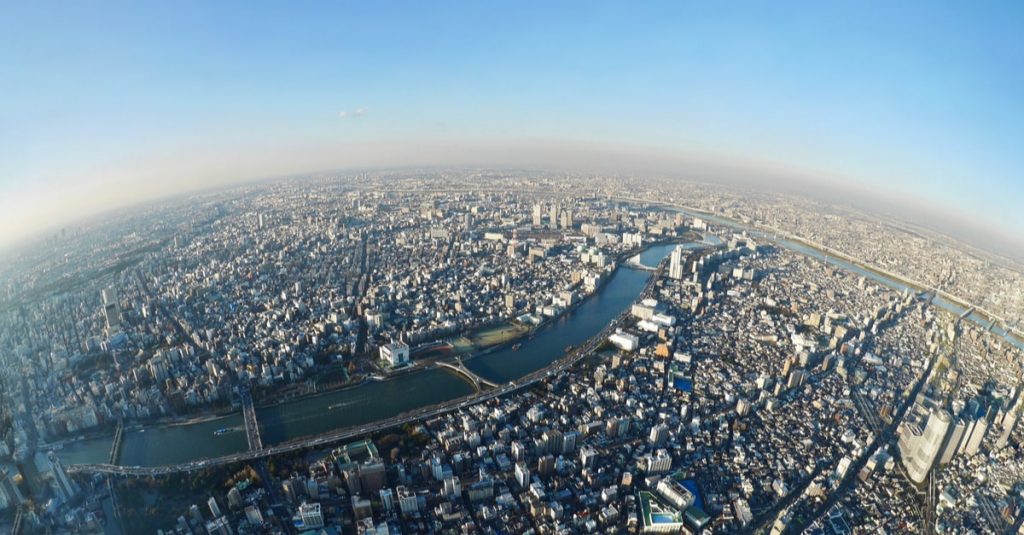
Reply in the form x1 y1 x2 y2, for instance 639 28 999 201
436 357 500 391
625 254 658 271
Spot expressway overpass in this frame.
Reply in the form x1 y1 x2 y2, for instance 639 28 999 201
68 254 671 478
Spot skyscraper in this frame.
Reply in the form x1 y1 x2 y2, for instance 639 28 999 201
49 451 78 501
549 204 559 230
560 208 573 229
208 496 222 518
101 287 121 331
532 203 543 227
669 245 685 280
899 408 951 484
1 467 25 508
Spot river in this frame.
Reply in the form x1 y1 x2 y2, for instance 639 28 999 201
659 204 1024 351
57 243 680 467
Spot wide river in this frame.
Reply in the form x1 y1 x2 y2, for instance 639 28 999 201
57 243 681 467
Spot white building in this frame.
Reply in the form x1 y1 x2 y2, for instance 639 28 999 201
298 502 324 529
379 341 410 367
609 331 640 352
669 245 685 280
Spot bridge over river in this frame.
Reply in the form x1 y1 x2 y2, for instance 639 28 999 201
436 357 501 390
67 249 673 477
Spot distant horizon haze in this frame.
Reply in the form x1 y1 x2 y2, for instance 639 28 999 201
1 1 1021 258
1 139 1019 263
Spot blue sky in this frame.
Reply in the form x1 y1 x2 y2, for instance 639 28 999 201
1 1 1022 249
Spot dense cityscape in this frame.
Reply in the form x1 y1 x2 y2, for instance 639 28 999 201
0 171 1022 534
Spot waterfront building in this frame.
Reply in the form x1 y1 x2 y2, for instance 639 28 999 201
48 451 78 502
379 341 410 367
609 331 640 352
669 245 685 280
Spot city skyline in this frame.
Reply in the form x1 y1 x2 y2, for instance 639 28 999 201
2 1 1023 255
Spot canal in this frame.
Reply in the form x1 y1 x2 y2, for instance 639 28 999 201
58 243 680 467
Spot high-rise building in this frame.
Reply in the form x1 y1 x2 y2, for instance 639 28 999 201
48 451 78 501
207 496 222 518
899 408 951 484
299 502 324 529
549 204 559 230
101 287 121 331
204 516 233 535
379 488 394 514
359 462 387 494
669 245 685 280
227 486 243 509
938 416 968 465
649 424 670 446
397 486 419 515
1 467 25 508
379 341 409 368
532 203 543 227
560 208 573 229
244 505 263 526
514 462 530 488
443 476 461 499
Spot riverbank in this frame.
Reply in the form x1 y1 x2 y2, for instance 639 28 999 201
611 195 1024 349
62 244 680 468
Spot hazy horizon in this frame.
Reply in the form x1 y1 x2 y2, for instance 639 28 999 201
3 144 1020 266
2 1 1022 258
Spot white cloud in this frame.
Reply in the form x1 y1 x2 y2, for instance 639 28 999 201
338 108 367 120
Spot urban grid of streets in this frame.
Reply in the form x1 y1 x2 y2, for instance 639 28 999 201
1 170 1023 534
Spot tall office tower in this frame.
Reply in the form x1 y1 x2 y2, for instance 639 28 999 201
961 417 989 456
299 502 324 528
939 415 968 465
669 245 685 280
379 488 394 514
996 410 1020 450
48 451 78 501
101 287 121 331
549 204 559 230
258 212 265 230
560 208 573 229
208 496 222 518
532 204 543 227
1 467 25 508
899 408 951 484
